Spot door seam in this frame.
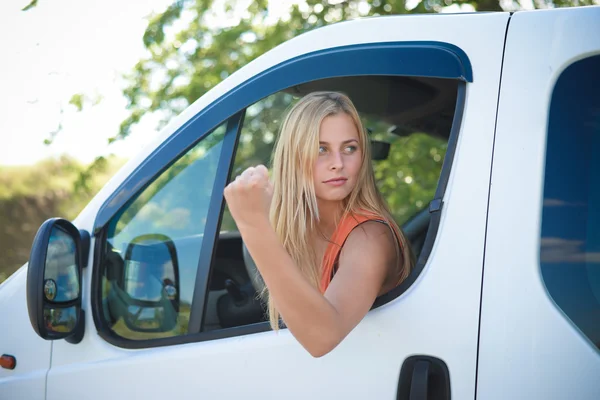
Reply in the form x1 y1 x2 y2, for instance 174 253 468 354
44 341 53 400
473 12 513 400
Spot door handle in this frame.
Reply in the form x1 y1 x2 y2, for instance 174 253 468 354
397 355 450 400
409 360 430 400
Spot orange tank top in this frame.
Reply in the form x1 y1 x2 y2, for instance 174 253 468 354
319 211 403 293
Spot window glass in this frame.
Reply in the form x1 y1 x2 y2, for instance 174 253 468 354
541 54 600 350
99 122 227 340
208 76 456 332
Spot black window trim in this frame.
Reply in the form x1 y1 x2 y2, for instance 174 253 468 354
187 112 245 333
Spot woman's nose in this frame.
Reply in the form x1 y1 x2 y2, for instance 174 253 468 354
329 152 343 170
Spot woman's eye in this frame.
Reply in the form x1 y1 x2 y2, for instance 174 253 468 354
318 146 327 154
345 145 357 153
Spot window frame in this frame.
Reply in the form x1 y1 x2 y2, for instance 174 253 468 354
91 41 472 349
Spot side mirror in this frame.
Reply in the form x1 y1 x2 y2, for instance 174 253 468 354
26 219 89 344
107 234 180 333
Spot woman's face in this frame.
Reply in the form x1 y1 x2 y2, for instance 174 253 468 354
313 112 363 205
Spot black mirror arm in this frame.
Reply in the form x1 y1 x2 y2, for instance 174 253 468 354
79 229 90 268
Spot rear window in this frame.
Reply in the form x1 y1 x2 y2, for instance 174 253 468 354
541 54 600 350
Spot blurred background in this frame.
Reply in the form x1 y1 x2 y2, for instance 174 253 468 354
0 0 595 284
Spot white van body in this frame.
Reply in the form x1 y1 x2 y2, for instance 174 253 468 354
1 7 599 400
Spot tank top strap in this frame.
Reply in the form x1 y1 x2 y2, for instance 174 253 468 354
320 211 390 293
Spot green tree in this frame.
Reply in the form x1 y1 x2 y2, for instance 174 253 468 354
104 0 597 147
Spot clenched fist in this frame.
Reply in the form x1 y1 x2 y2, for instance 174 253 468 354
224 165 274 230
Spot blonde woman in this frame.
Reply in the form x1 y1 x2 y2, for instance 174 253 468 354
224 91 413 357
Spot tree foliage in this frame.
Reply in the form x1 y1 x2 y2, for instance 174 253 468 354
0 157 124 283
21 0 38 11
114 0 596 146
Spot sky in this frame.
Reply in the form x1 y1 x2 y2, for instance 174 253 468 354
0 0 482 167
0 0 176 166
0 0 314 166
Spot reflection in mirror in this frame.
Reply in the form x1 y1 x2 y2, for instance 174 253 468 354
44 227 79 303
43 306 77 333
124 239 177 303
125 305 171 331
103 234 181 334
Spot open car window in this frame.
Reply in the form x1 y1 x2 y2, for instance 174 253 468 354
222 76 453 232
91 41 470 348
209 75 458 332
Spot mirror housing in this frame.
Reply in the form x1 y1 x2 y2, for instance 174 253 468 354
26 218 88 344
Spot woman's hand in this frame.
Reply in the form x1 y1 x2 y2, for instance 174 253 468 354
224 165 273 230
224 166 393 358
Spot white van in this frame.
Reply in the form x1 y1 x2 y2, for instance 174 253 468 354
1 6 599 400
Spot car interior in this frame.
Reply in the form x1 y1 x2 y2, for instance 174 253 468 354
100 74 459 337
203 75 459 331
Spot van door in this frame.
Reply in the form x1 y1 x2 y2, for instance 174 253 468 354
0 267 51 399
478 6 600 400
46 12 509 400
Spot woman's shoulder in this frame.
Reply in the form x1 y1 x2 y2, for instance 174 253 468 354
344 209 400 262
343 218 397 251
340 214 403 292
337 218 399 285
320 209 399 292
330 209 385 244
340 209 397 256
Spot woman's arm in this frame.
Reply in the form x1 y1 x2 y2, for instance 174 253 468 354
224 165 398 357
240 219 396 357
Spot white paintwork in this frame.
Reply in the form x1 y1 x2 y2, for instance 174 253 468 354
1 6 599 400
0 266 51 399
45 11 508 400
478 7 600 400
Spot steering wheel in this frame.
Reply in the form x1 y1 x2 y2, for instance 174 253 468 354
242 242 266 295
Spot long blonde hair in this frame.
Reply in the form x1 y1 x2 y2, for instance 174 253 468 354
266 91 413 330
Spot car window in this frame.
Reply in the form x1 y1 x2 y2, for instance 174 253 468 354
90 43 471 347
541 54 600 350
207 76 456 332
221 87 448 232
98 122 227 340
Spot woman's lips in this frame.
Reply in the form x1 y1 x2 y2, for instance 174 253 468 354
324 178 347 186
